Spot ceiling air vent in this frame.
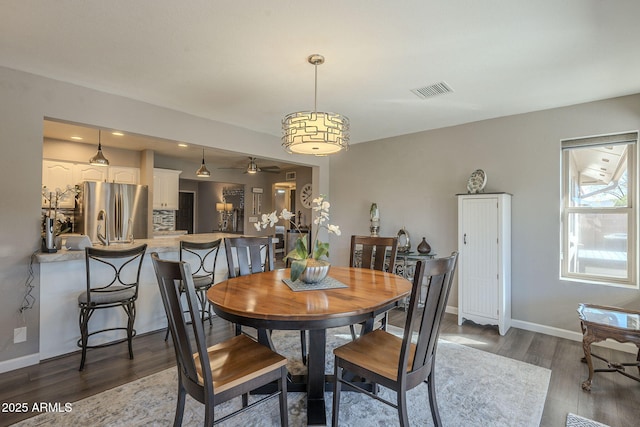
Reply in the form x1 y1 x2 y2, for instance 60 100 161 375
411 81 454 99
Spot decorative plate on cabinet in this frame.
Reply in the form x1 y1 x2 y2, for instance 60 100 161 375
467 169 487 193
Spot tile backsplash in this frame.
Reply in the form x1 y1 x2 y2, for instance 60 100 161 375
153 210 175 231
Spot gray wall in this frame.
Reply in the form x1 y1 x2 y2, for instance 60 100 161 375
2 61 638 369
329 93 640 333
0 66 327 369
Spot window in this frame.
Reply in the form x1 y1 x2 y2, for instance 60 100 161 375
561 132 638 286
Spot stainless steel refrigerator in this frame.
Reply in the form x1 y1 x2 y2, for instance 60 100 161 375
75 181 148 244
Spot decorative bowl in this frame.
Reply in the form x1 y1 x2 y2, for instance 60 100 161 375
299 260 331 284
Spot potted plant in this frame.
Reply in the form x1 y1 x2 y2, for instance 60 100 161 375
255 195 341 283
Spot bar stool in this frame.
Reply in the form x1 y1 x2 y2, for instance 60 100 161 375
164 239 222 341
77 244 147 371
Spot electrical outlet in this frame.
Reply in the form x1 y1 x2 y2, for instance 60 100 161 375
14 327 26 343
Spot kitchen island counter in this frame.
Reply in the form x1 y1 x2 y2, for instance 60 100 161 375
36 232 242 361
35 232 238 263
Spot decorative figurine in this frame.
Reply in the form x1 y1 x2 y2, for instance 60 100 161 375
370 203 380 237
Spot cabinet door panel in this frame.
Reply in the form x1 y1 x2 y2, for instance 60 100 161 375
153 169 181 210
109 166 139 184
42 160 75 208
460 197 498 319
74 164 108 183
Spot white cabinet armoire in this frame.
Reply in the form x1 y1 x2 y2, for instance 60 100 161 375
457 193 511 335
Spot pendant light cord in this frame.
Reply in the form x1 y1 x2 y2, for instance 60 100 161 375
314 62 318 113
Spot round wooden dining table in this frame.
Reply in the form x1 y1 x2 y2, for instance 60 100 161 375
208 266 412 426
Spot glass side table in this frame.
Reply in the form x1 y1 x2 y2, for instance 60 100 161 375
577 303 640 391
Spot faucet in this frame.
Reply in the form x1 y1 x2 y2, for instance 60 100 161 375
127 218 134 243
97 209 110 246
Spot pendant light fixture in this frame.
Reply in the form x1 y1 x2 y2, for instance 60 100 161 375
282 54 350 156
196 148 211 177
89 130 110 166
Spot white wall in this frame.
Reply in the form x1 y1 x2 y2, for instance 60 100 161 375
0 66 328 369
329 93 640 333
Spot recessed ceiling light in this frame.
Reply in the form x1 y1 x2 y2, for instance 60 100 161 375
70 136 83 140
178 143 188 147
112 131 124 136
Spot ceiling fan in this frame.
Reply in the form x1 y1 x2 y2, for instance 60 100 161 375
218 157 281 174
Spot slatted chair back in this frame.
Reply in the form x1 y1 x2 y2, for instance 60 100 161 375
349 235 398 272
400 252 458 388
224 236 274 278
152 253 209 398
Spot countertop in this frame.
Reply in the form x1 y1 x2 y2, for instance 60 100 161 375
153 230 188 237
35 232 240 263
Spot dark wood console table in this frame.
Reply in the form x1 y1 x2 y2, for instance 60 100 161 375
577 303 640 391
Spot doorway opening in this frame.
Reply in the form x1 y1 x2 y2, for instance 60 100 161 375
177 191 195 234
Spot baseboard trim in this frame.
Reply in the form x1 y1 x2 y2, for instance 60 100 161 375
510 319 637 354
0 353 39 374
445 305 458 315
445 306 636 354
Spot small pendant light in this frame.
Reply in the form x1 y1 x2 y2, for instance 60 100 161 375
89 130 109 166
196 148 211 177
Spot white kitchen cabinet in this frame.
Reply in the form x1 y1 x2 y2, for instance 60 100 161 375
42 160 75 208
108 166 140 184
457 193 511 335
74 164 108 183
153 168 182 210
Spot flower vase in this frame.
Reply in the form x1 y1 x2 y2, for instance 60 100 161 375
417 237 431 254
299 259 331 284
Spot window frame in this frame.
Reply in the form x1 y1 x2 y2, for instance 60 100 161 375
560 131 638 288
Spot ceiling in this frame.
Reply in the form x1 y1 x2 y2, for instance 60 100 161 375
43 119 294 171
5 1 640 150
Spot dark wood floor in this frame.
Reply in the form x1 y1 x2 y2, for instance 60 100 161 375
1 311 639 426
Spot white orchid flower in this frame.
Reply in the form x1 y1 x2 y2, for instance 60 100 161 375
328 224 341 236
267 211 278 226
254 222 261 231
280 209 294 220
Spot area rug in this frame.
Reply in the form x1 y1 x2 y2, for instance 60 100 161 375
14 327 550 426
566 413 611 427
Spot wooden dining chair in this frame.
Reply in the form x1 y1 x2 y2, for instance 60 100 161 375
164 239 222 341
348 235 398 338
224 236 274 277
151 253 288 427
332 252 458 427
225 236 309 365
224 236 274 335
